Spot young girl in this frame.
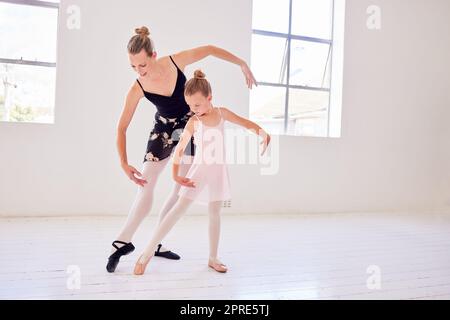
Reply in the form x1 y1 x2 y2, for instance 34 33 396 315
133 70 270 275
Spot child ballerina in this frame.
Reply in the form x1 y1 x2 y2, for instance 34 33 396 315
133 69 271 275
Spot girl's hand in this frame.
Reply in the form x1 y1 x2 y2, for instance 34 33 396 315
260 131 271 156
122 163 148 187
174 175 196 188
240 62 258 89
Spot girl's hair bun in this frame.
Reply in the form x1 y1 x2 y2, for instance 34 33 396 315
135 26 150 37
194 69 206 80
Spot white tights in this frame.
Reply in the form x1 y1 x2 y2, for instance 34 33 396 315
139 197 223 263
112 156 193 253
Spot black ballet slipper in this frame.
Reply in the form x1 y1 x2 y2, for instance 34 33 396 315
154 244 181 260
106 240 135 273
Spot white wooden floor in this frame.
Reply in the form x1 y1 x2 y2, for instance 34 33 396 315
1 212 450 300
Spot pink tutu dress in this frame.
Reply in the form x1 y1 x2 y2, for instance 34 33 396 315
178 107 231 205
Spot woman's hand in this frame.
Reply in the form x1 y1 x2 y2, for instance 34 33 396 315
174 175 196 188
122 163 148 187
260 131 271 156
240 62 258 89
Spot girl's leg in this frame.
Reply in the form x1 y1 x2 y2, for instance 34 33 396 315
208 201 223 261
208 201 228 273
111 157 170 253
135 196 194 274
156 155 194 251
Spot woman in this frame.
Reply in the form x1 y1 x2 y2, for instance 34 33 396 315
106 26 257 273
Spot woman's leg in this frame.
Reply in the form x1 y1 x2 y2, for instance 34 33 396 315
135 196 193 270
111 157 170 253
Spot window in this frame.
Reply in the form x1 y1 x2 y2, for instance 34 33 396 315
250 0 345 137
0 0 59 124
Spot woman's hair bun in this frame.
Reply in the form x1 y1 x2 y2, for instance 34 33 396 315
194 69 206 80
135 26 150 37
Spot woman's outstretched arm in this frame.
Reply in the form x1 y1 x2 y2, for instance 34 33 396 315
173 45 257 89
116 83 148 186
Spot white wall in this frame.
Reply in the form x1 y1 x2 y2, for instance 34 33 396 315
0 0 449 217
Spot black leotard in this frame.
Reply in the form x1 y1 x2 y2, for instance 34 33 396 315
136 56 190 118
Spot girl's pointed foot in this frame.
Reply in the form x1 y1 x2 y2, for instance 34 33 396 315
208 258 228 273
134 254 152 275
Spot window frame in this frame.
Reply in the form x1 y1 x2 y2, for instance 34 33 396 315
251 0 335 136
0 0 59 123
0 0 59 68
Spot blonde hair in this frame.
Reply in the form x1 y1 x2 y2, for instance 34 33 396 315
127 26 154 56
184 69 212 97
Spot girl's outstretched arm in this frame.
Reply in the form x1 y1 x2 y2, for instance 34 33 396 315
172 45 257 89
220 107 271 155
172 118 196 188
